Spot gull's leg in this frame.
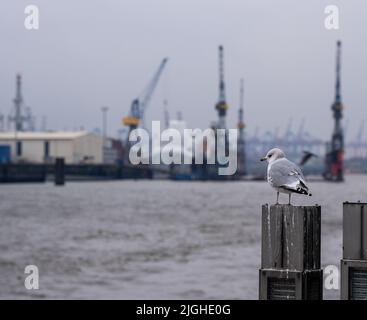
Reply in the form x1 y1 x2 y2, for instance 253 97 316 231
276 191 279 204
288 193 291 205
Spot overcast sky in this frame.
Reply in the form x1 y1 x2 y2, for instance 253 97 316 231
1 0 366 140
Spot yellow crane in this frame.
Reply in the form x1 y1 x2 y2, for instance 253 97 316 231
122 58 168 133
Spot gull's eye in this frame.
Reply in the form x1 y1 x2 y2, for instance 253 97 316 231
269 154 272 158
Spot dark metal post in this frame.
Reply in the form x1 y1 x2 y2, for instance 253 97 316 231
341 202 367 300
259 204 323 300
54 157 65 186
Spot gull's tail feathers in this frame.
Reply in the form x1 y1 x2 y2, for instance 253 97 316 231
281 185 312 197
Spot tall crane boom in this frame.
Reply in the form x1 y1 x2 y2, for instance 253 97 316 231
332 41 343 131
123 58 168 131
218 46 226 103
139 58 168 127
215 45 228 129
324 40 344 181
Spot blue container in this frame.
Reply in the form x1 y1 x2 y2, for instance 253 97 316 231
0 145 11 164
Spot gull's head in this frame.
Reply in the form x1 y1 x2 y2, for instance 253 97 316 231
260 148 285 164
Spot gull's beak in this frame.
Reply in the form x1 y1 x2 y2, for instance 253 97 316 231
260 156 267 162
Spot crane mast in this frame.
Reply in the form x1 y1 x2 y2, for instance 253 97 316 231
8 74 34 132
324 40 344 181
139 58 168 129
215 46 228 129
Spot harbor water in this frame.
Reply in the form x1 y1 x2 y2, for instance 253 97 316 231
1 175 367 299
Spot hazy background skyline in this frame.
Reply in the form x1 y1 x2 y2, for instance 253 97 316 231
1 0 366 140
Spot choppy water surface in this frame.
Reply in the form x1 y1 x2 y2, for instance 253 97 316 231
1 175 367 299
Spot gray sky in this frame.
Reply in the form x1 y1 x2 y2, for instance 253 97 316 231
1 0 366 140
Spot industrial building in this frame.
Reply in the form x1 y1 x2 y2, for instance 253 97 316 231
0 131 103 164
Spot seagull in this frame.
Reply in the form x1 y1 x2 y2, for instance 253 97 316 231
299 150 318 167
260 148 312 204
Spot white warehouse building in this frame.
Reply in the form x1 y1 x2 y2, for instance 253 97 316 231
0 131 103 164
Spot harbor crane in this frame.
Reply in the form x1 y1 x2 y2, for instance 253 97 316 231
8 74 34 132
122 58 168 135
215 45 229 129
324 41 344 181
214 45 230 175
122 58 168 165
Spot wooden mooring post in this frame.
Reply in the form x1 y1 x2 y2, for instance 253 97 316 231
54 158 65 186
259 204 323 300
341 202 367 300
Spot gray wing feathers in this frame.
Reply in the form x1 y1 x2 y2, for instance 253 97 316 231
268 159 309 192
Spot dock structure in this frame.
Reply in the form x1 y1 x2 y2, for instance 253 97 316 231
341 202 367 300
259 204 323 300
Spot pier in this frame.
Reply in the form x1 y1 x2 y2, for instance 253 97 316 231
0 163 153 183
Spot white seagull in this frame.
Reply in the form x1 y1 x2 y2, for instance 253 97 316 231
261 148 312 204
